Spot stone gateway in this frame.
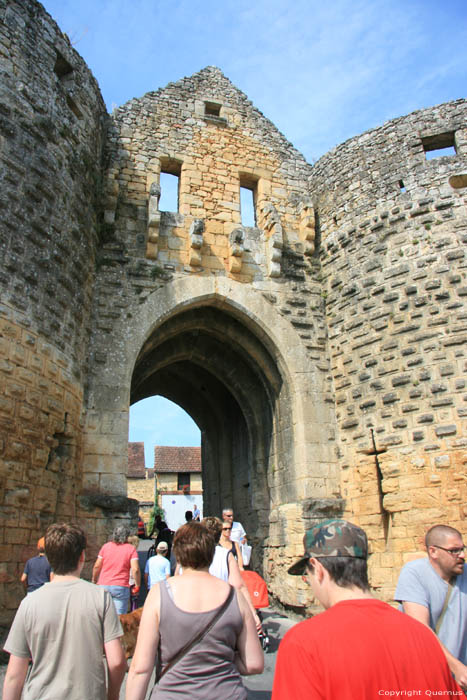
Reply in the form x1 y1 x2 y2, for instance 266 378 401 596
0 0 466 623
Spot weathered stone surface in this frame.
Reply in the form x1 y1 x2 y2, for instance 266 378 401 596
0 0 466 622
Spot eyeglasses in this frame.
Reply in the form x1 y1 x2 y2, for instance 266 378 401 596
432 545 465 556
224 514 233 518
222 527 232 531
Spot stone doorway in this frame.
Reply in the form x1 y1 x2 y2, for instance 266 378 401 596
130 303 283 555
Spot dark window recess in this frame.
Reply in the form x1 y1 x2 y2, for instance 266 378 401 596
399 180 406 193
177 473 190 490
205 101 221 117
422 132 456 160
54 51 73 80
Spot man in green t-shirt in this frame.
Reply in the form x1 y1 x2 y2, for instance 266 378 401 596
3 523 127 700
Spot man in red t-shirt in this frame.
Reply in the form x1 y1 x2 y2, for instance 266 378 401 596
272 519 462 700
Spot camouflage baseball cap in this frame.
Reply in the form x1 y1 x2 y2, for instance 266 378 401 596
288 519 368 575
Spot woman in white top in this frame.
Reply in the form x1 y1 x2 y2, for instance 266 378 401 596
201 517 260 630
220 522 244 570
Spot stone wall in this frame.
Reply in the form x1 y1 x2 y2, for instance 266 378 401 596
127 476 155 505
0 0 122 623
156 472 203 494
0 0 466 623
311 100 467 600
84 66 336 609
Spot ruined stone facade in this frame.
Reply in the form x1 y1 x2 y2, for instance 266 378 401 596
0 0 466 622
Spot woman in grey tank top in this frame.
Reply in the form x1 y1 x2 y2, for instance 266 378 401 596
125 521 263 700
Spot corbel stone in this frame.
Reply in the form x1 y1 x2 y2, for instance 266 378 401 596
146 183 161 260
104 168 119 224
229 227 245 273
299 199 316 256
261 203 283 278
189 219 204 267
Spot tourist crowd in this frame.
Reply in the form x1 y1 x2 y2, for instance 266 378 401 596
2 508 466 699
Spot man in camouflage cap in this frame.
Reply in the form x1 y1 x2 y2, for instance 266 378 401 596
272 519 461 699
287 518 367 575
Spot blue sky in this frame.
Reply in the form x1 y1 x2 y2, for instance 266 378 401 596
40 0 466 466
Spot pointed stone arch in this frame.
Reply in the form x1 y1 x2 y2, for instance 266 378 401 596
82 276 337 594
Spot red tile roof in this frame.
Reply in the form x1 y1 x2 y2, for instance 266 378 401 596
127 442 146 478
154 446 201 473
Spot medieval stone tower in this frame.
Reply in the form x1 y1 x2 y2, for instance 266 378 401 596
1 0 466 623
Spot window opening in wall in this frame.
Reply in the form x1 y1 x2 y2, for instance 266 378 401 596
422 132 456 160
159 171 180 212
399 180 406 193
240 187 256 227
205 101 221 117
54 50 73 80
177 473 190 491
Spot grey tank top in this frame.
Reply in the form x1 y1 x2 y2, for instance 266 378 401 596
151 580 247 700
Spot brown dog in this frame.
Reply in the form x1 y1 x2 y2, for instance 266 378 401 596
119 607 143 659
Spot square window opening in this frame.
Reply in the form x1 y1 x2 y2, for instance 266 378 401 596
422 132 456 160
205 101 221 117
177 473 190 490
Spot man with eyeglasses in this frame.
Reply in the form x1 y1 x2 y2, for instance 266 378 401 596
395 524 467 690
272 519 460 699
222 508 247 545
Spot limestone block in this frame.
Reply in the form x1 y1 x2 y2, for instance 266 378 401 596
299 200 316 256
229 226 245 273
188 218 204 266
412 488 442 509
382 491 412 512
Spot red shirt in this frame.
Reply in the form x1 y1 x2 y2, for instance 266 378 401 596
272 598 462 700
97 541 138 587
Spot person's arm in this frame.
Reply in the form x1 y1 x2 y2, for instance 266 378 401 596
125 585 161 700
234 591 264 675
92 557 103 584
3 654 29 700
130 558 141 588
20 573 27 590
227 553 261 631
234 542 244 570
402 601 467 689
104 638 127 700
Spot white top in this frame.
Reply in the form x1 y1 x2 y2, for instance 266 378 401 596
230 521 246 543
209 545 230 582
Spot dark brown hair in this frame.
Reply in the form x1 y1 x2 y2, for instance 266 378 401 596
201 516 223 544
307 556 369 591
45 523 86 575
173 521 215 569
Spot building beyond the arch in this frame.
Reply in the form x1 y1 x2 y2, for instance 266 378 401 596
0 0 466 623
